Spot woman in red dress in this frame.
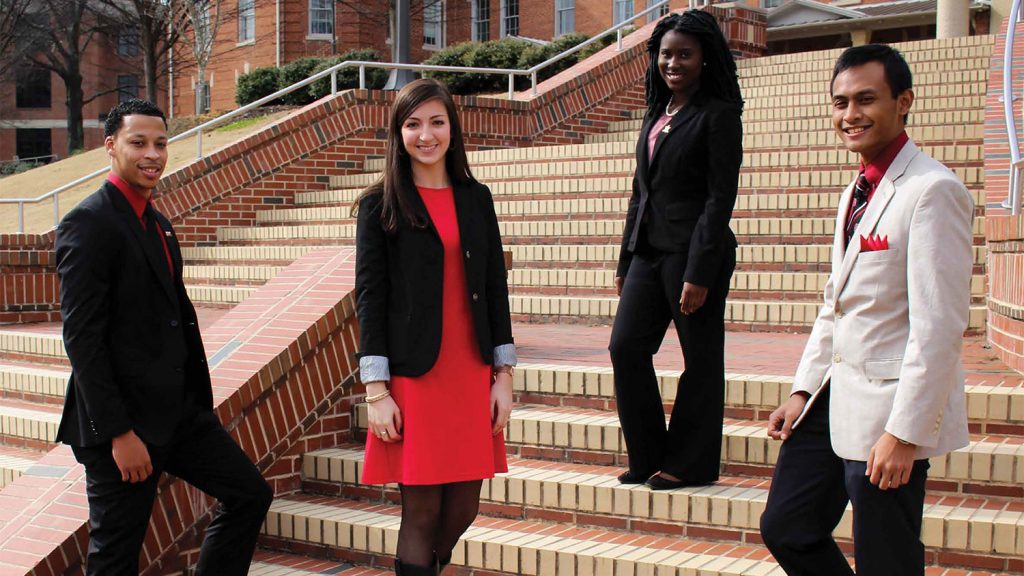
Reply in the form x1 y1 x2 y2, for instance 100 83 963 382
353 79 515 576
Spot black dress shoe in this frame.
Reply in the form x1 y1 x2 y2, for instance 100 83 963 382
617 470 652 484
645 473 714 491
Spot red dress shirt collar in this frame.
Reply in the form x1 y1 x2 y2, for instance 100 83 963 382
108 173 150 220
859 130 909 188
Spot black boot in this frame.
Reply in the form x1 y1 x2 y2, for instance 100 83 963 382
395 557 438 576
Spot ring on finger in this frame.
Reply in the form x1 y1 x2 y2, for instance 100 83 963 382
382 430 390 437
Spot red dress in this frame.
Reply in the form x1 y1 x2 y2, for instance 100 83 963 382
361 186 508 485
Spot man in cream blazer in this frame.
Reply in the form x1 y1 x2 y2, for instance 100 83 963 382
759 45 973 576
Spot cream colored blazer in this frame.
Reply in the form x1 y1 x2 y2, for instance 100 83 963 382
791 140 973 461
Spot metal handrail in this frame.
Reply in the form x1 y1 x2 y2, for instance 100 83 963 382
1004 0 1023 215
4 0 669 233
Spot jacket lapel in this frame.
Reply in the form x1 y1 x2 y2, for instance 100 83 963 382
648 103 698 172
832 141 919 299
106 184 178 306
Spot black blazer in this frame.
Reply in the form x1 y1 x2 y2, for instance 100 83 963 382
54 182 212 448
355 180 514 377
617 94 742 287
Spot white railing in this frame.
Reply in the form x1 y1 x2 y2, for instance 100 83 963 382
1003 0 1023 215
1 0 668 233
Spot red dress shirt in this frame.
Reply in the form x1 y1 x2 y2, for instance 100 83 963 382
848 130 909 217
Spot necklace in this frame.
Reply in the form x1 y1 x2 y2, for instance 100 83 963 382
665 96 682 117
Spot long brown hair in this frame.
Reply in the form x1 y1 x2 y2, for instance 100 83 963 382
352 78 476 233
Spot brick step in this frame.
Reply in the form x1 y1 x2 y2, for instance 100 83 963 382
249 550 389 575
223 217 988 245
181 245 319 266
508 270 988 301
0 360 68 405
739 75 986 103
507 363 1024 437
737 39 991 77
182 264 284 285
184 284 254 306
326 153 984 191
0 398 61 450
739 95 986 124
262 493 788 576
0 328 66 365
603 109 985 137
504 244 988 269
301 447 1024 567
0 444 43 489
352 404 1022 493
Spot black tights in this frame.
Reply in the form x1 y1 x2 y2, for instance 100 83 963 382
397 480 483 568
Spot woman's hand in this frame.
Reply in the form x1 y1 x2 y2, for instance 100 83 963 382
366 382 403 443
491 372 514 435
679 282 708 315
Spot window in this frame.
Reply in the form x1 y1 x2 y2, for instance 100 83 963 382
500 0 519 37
472 0 490 42
118 27 140 57
423 0 444 48
309 0 334 36
238 0 255 42
555 0 574 36
117 75 140 103
763 0 782 7
16 129 52 162
613 0 634 25
16 66 50 109
647 0 670 22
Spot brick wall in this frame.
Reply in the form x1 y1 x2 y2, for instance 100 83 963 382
0 233 59 325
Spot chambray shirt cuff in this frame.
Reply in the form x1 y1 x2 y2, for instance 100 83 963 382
359 355 390 383
493 344 517 367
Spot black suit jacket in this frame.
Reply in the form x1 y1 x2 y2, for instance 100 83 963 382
617 95 743 287
55 181 212 448
355 180 514 377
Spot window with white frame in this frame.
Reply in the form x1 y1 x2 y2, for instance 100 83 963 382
555 0 574 36
238 0 255 42
423 0 444 48
309 0 334 36
500 0 519 37
613 0 634 25
472 0 490 42
647 0 670 22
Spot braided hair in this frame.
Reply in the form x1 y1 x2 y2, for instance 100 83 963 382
644 10 743 112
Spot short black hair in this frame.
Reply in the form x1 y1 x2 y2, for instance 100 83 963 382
830 44 913 98
104 99 167 138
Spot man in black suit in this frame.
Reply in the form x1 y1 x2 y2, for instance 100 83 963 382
55 99 272 575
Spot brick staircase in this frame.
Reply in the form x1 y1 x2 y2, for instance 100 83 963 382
1 36 1020 575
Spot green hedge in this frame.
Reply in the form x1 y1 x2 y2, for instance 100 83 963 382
424 32 618 95
235 66 281 106
235 50 389 107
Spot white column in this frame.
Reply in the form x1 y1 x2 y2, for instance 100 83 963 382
937 0 971 38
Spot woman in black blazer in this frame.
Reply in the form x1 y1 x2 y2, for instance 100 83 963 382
609 11 743 490
353 79 515 576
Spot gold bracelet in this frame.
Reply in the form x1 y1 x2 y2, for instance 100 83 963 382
366 389 391 404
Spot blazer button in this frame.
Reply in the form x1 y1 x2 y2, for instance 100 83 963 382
472 293 479 302
170 320 179 327
465 250 471 259
833 353 842 363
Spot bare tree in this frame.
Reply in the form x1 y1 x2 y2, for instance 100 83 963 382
175 0 225 114
0 0 33 78
98 0 189 103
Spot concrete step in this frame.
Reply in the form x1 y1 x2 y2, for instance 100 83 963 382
263 494 789 576
352 404 1022 491
302 447 1024 563
183 264 284 285
0 445 42 489
0 360 68 404
0 398 61 450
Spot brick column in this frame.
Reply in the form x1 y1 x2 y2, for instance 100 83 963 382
986 215 1024 375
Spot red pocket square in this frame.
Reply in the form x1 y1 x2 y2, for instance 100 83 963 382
859 234 889 252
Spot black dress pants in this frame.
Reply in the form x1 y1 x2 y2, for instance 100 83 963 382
71 409 274 576
609 249 735 481
760 387 930 576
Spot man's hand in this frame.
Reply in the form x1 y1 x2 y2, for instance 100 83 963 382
680 282 708 315
866 432 916 490
111 430 152 483
614 276 624 297
767 393 808 441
